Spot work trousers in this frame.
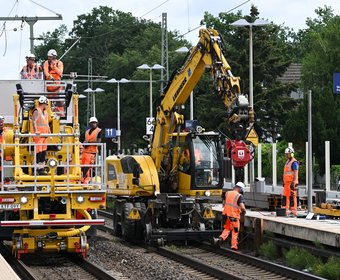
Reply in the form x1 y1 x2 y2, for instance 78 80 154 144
283 182 297 215
81 152 96 183
219 217 240 249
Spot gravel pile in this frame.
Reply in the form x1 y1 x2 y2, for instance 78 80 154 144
88 234 201 280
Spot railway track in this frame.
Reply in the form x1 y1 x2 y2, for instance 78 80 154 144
98 210 325 280
0 242 117 280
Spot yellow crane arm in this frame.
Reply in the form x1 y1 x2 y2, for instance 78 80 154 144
151 28 254 172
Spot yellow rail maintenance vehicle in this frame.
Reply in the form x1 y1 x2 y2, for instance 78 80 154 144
106 28 255 244
0 80 106 258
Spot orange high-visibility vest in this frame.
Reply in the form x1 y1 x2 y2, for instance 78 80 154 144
31 108 49 134
21 64 42 79
43 60 64 92
83 127 102 154
283 158 298 184
222 190 241 219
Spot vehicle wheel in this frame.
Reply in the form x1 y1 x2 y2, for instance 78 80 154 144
113 203 122 237
121 202 135 241
134 202 146 240
144 222 152 243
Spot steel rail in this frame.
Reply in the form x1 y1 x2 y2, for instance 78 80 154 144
197 242 326 280
0 243 37 280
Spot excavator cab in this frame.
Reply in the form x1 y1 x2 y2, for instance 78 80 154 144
177 132 223 196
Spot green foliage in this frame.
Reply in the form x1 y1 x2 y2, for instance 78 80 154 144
314 256 340 280
283 7 340 173
201 5 296 141
259 241 280 259
257 141 306 183
34 6 190 152
284 247 321 270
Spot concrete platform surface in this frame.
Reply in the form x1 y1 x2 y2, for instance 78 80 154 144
212 205 340 248
0 254 20 280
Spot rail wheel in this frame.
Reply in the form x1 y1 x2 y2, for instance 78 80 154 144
121 202 135 241
113 203 122 237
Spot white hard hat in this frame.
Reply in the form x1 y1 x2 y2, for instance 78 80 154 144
26 53 36 60
47 49 57 57
0 115 4 121
235 182 245 189
285 147 295 154
38 95 49 104
89 116 98 123
235 181 245 194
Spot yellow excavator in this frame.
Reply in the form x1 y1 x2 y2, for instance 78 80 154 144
106 28 255 244
0 80 106 258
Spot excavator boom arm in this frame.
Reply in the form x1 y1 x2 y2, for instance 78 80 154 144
151 28 254 172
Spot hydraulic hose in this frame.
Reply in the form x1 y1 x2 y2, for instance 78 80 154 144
57 209 91 237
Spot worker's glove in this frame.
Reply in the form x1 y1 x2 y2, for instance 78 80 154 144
290 182 296 190
49 75 54 81
241 209 246 214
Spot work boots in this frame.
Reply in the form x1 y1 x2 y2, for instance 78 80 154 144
212 237 223 245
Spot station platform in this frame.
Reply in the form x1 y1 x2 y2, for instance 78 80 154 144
212 205 340 248
0 254 20 280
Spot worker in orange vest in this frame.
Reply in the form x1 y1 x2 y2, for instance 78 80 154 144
283 147 299 216
0 115 4 182
31 96 51 175
81 117 102 183
194 147 202 165
20 54 42 79
213 182 246 250
43 49 63 90
43 49 65 116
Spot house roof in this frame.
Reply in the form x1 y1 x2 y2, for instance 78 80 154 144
277 63 301 84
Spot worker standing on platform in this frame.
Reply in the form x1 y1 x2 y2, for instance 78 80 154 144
213 182 246 250
283 147 299 216
81 117 102 183
43 49 64 92
31 96 51 175
20 54 42 79
43 49 65 116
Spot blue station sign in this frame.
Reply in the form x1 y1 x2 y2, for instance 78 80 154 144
333 73 340 94
105 128 117 138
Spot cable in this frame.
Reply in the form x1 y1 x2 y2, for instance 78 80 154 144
180 0 250 37
2 25 7 56
187 0 190 32
28 0 62 17
18 21 24 73
225 0 250 14
139 0 170 18
0 0 19 38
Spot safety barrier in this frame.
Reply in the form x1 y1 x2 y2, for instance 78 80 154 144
0 142 106 193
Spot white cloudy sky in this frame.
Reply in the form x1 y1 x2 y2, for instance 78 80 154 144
1 0 340 79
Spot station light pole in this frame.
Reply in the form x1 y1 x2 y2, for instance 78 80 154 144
231 18 269 108
231 18 269 188
84 87 104 118
137 64 165 118
107 78 130 152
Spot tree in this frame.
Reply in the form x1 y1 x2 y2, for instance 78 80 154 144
283 6 340 172
192 5 296 142
35 6 189 151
